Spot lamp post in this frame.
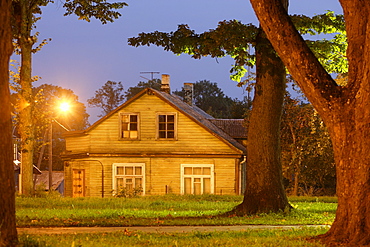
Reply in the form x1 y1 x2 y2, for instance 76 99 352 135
48 121 53 191
48 101 71 192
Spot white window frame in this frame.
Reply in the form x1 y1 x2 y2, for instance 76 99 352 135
119 113 140 140
112 163 145 195
156 112 177 140
180 164 214 195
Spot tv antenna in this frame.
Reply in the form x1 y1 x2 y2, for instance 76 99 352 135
140 71 160 81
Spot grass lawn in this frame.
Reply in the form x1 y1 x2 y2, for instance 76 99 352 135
16 194 336 227
19 228 329 246
16 194 336 246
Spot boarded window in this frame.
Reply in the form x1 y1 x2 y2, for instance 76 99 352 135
120 113 139 139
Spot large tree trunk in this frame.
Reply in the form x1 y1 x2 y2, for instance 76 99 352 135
324 102 370 245
233 26 290 215
249 0 370 245
17 0 35 196
0 0 18 245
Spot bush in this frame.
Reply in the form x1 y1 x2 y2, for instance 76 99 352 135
114 187 143 198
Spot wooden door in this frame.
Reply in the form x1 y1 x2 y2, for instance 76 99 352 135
72 169 85 197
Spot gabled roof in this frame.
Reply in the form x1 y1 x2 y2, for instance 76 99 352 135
64 88 246 154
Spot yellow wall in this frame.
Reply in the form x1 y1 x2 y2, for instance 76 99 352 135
64 157 238 197
66 93 241 155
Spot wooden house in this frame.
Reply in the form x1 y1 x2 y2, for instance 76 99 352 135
62 75 247 197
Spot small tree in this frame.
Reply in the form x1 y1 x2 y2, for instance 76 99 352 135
125 79 161 100
281 94 335 196
88 80 125 117
174 80 237 119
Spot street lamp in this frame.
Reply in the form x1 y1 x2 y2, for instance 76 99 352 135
48 101 71 192
59 101 71 113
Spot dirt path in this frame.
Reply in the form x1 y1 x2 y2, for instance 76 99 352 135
18 225 329 235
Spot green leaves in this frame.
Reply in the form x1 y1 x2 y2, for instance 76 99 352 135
292 11 345 36
124 79 162 100
128 21 258 82
292 11 347 74
63 0 127 24
128 11 347 82
87 80 126 117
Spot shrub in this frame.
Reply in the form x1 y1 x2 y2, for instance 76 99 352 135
114 187 143 198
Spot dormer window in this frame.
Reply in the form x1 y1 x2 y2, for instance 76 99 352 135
120 113 139 139
157 113 177 140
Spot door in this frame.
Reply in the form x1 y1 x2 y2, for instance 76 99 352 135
72 169 85 197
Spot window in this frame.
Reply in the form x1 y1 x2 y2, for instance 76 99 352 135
157 113 177 139
112 163 145 195
181 165 214 195
120 113 139 139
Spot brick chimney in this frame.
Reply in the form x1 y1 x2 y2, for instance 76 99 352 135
183 83 193 106
161 74 170 94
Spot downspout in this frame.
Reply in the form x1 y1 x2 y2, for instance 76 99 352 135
240 155 247 195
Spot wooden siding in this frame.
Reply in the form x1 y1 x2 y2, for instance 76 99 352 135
65 135 90 153
65 157 238 197
65 93 241 155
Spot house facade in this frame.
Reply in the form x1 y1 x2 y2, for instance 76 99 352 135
63 75 247 197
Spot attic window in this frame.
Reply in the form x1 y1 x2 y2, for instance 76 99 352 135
120 113 139 139
157 113 177 140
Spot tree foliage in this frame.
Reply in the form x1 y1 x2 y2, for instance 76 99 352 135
128 12 346 81
33 84 90 171
125 79 161 100
11 83 90 171
88 80 125 117
174 80 250 119
281 94 335 196
63 0 127 24
34 84 89 131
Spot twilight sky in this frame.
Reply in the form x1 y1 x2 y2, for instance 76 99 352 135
17 0 342 124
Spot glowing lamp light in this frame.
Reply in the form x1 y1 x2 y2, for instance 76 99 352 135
59 102 71 113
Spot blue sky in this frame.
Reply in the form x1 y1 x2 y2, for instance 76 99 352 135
20 0 342 123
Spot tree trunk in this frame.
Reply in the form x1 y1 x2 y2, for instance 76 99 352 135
18 0 35 196
293 170 299 196
0 0 18 245
320 89 370 245
289 124 299 196
233 26 290 215
249 0 370 245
